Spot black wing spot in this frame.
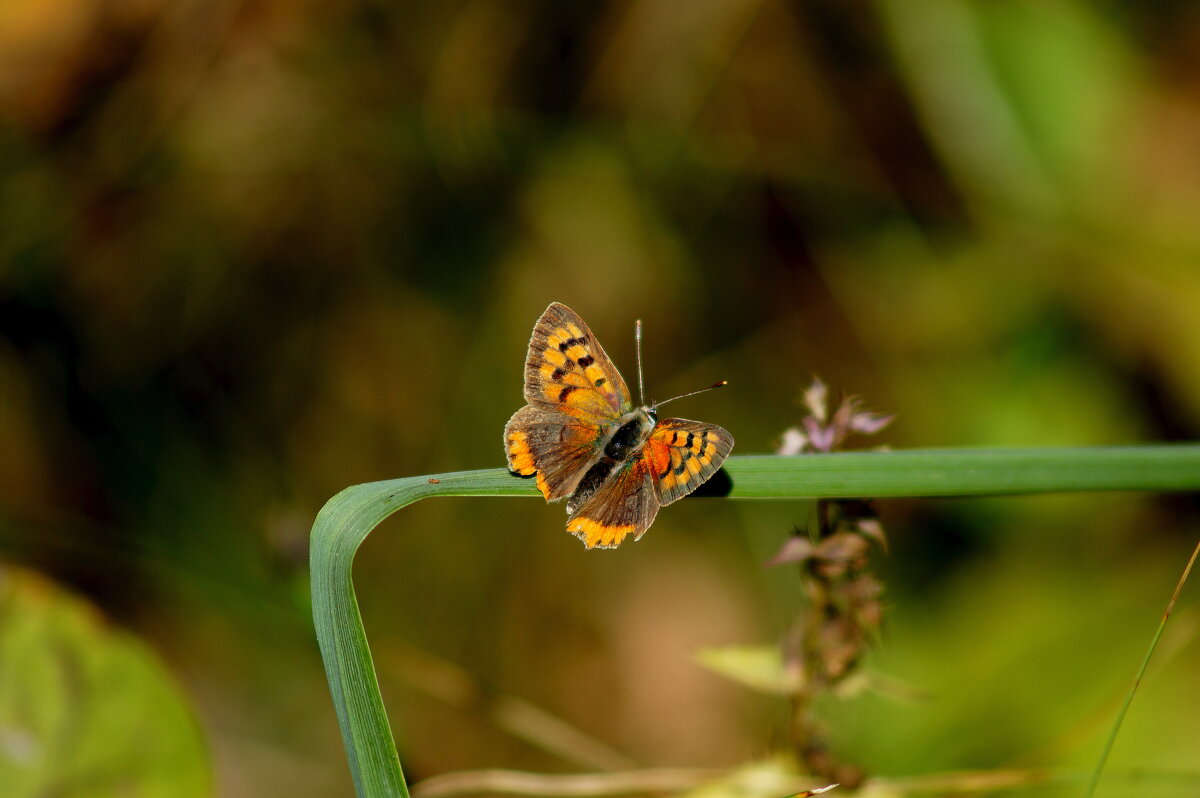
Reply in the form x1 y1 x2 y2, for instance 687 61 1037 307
578 355 594 368
551 367 566 381
673 458 689 475
558 386 578 403
558 337 576 352
594 378 606 387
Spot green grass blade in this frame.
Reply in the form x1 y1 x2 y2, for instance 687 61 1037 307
722 445 1200 497
311 445 1200 796
1084 537 1200 798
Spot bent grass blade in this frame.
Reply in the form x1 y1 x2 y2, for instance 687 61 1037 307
311 445 1200 797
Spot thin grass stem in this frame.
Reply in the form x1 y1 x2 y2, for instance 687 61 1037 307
1084 536 1200 798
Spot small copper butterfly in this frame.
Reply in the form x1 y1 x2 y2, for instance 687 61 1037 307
504 302 734 548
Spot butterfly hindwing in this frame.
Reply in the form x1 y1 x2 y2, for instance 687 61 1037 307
565 457 660 549
562 418 733 548
523 302 631 420
505 404 602 501
643 418 734 505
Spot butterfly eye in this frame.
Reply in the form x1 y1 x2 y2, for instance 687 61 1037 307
646 408 658 423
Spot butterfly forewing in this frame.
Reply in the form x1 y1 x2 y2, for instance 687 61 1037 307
644 419 734 505
523 303 631 419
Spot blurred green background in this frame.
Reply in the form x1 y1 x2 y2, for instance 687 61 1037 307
2 0 1199 795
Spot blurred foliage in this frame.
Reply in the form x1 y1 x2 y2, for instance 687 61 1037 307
0 564 209 796
2 0 1200 796
697 645 802 697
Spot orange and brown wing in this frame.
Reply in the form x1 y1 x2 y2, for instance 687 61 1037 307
642 419 734 505
565 457 660 549
505 404 603 501
522 302 631 420
562 419 733 548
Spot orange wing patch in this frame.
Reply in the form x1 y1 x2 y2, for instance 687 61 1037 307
565 517 638 549
505 427 554 499
507 429 536 474
644 436 672 477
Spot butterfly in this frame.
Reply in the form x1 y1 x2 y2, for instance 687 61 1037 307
504 302 734 549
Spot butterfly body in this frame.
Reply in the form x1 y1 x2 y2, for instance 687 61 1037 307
565 406 656 514
505 302 733 549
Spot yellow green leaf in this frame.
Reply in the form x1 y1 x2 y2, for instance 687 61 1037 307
0 565 210 798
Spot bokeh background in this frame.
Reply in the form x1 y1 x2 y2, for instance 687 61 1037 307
2 0 1200 795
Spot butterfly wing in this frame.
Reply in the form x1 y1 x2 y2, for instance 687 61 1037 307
642 418 734 505
522 302 632 419
505 404 603 501
564 419 733 548
565 457 660 549
506 302 634 501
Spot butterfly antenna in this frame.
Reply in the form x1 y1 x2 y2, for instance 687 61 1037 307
635 318 646 406
651 380 728 411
